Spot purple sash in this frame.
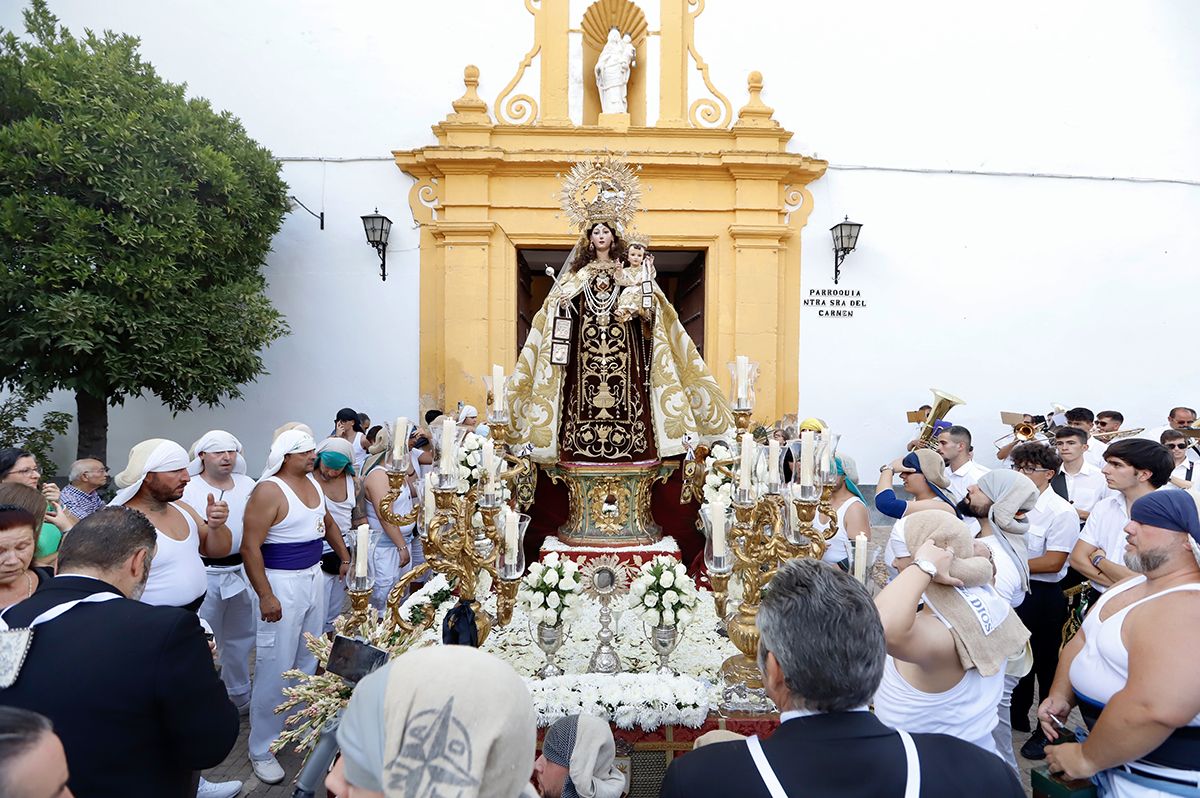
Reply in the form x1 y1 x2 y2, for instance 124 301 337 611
261 539 322 570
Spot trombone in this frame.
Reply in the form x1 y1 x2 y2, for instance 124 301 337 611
994 416 1046 449
1092 427 1146 444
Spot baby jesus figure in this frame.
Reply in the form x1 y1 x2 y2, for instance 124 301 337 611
613 235 656 323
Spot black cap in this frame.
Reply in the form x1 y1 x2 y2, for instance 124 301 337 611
335 407 363 433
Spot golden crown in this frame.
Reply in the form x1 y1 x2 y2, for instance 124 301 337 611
557 155 642 232
624 229 650 248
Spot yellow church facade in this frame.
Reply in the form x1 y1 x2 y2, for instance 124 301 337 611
394 0 826 425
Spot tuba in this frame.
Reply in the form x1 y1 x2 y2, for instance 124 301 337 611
1092 427 1145 444
915 389 965 449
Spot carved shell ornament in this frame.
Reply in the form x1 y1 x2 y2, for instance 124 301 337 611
557 155 643 232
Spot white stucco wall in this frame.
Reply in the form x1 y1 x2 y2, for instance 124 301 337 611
3 0 1198 475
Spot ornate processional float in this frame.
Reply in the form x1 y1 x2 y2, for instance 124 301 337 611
276 158 864 761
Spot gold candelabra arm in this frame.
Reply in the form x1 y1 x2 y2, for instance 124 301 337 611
343 584 374 637
733 410 753 436
379 470 420 527
709 571 731 620
818 483 839 542
383 562 435 634
788 497 827 560
496 577 519 626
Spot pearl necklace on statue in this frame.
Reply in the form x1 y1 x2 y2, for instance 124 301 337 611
582 261 620 368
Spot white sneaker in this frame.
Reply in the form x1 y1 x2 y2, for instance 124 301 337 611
250 754 286 785
197 776 244 797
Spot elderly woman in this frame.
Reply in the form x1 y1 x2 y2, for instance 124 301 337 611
874 510 1030 756
326 645 539 798
0 448 74 565
0 493 55 609
1039 489 1200 795
875 449 961 573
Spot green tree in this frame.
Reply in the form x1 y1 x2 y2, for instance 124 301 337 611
0 1 289 460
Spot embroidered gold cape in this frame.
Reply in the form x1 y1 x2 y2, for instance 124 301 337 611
509 263 734 464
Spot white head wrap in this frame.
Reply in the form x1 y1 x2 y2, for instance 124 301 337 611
109 439 191 506
335 646 538 798
261 429 317 480
187 430 246 476
458 405 478 424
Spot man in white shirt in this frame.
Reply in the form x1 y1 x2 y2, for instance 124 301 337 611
1140 406 1199 463
1068 438 1174 597
1064 407 1107 468
1006 443 1081 760
1052 427 1109 523
937 425 989 535
1161 429 1197 488
181 430 258 713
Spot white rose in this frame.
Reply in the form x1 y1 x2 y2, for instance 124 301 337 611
642 607 660 624
662 607 676 625
458 465 471 480
468 452 481 467
659 571 675 589
542 569 559 587
544 553 560 566
643 593 657 607
673 563 687 578
629 580 646 598
559 576 577 591
541 608 559 626
531 591 545 608
718 483 732 498
663 590 679 606
705 473 722 488
546 591 561 609
563 560 579 575
678 608 693 626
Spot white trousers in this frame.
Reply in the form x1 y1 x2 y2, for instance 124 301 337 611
370 542 405 613
198 566 257 701
322 571 346 633
992 673 1021 772
248 564 325 760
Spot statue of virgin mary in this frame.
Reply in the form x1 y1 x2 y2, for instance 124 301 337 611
508 157 733 466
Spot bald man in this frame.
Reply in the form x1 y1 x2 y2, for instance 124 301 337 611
60 458 107 521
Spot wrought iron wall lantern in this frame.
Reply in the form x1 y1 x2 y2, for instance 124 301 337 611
830 216 863 285
361 208 393 281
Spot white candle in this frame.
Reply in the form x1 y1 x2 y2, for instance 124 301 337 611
735 355 749 405
504 508 519 560
482 441 495 497
711 503 728 558
739 432 753 490
440 417 456 474
392 416 408 462
354 524 370 579
820 435 832 478
492 364 505 414
768 439 780 483
853 534 869 582
800 431 815 487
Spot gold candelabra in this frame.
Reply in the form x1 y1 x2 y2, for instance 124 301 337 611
348 415 533 645
689 396 841 699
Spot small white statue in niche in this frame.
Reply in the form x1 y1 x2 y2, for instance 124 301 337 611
595 28 636 114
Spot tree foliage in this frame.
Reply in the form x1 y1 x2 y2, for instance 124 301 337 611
0 1 289 456
0 388 72 478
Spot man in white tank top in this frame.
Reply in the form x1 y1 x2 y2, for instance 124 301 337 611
241 429 349 785
181 431 258 711
1040 489 1200 795
110 439 234 612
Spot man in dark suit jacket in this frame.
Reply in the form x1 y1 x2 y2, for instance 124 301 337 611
660 560 1023 798
1 507 239 798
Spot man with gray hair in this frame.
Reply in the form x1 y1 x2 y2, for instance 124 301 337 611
59 457 107 521
534 714 626 798
659 560 1022 798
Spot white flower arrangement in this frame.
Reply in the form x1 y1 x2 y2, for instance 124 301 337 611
527 672 712 730
396 573 456 624
519 552 582 627
457 431 514 504
630 556 699 628
701 442 734 505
